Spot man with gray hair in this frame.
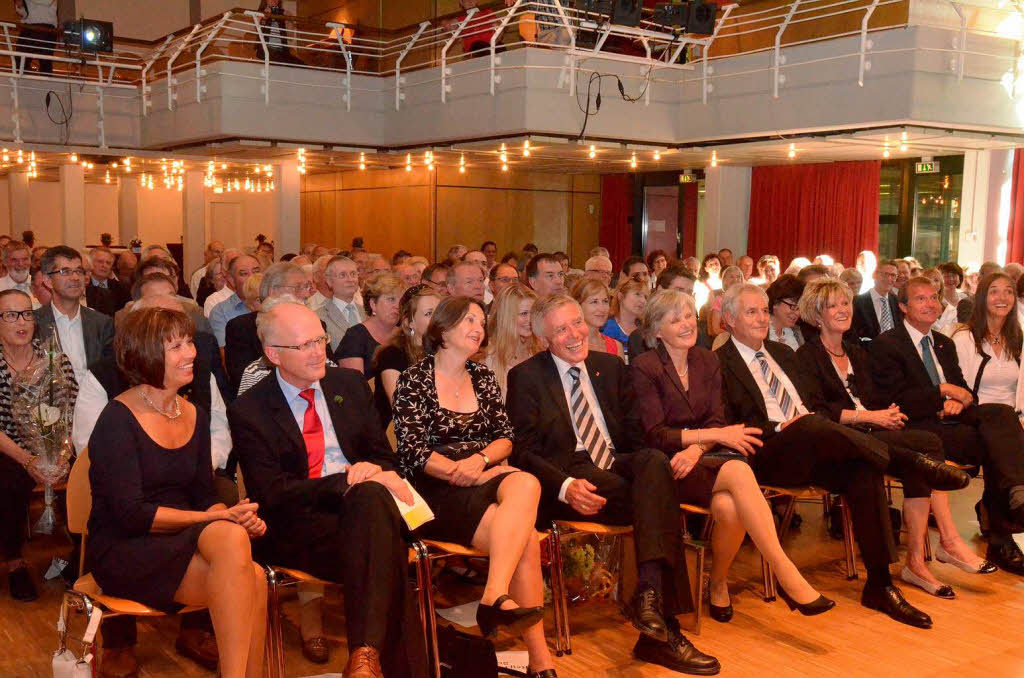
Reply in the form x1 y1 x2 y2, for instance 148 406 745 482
204 248 242 317
319 255 364 354
507 294 721 676
230 301 421 678
308 254 333 311
583 255 613 286
715 283 934 629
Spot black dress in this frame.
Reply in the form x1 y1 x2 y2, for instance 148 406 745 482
393 356 515 545
372 343 411 427
87 401 216 613
337 323 380 379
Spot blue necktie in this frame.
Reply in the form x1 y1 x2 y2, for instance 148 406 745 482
920 336 941 386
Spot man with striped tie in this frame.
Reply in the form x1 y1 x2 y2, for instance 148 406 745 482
507 294 721 676
715 283 935 629
851 258 902 343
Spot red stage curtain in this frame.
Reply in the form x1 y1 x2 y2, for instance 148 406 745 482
600 174 633 269
747 160 881 266
1007 149 1024 264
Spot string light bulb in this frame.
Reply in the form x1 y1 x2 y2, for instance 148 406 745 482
588 145 596 159
653 150 661 161
105 170 111 184
359 152 366 171
501 162 508 172
899 143 908 152
70 153 78 163
523 140 531 157
882 146 890 158
788 143 796 159
710 150 718 167
630 153 637 170
459 154 466 174
405 153 412 172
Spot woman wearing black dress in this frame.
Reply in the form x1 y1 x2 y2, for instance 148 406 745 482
393 296 556 678
336 271 402 378
88 308 268 678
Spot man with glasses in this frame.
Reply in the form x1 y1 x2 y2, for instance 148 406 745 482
488 263 519 299
230 301 422 678
852 258 902 344
526 253 566 299
34 246 114 383
209 254 262 347
318 256 364 354
225 262 313 395
583 255 614 285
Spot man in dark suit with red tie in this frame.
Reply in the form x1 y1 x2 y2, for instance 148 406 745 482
507 295 720 676
229 301 424 678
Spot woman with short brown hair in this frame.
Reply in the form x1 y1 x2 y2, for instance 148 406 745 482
90 307 268 678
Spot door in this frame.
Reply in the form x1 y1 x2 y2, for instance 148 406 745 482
643 185 679 257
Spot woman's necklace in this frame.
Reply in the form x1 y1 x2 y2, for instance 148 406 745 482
822 341 847 359
987 332 1003 347
141 389 182 420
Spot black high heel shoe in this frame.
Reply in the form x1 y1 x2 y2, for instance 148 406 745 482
476 594 544 638
777 587 835 616
708 599 733 623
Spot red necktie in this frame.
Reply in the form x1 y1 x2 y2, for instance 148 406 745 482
298 389 325 479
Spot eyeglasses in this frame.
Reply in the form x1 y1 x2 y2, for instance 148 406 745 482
493 276 518 284
0 310 34 323
327 271 358 280
277 282 314 293
268 334 329 353
48 267 86 277
779 299 799 311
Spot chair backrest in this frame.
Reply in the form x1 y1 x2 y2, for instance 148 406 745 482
236 466 247 500
65 448 92 536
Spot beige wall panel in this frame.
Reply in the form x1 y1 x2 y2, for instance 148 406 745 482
571 192 601 269
436 186 569 258
437 167 572 192
78 0 192 41
336 186 432 258
339 167 433 191
572 174 601 193
303 173 338 192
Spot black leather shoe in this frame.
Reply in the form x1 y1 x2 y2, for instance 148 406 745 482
777 586 835 616
476 594 544 638
633 630 721 675
861 584 932 629
527 670 557 678
987 540 1024 576
623 586 668 642
8 567 37 602
910 455 970 492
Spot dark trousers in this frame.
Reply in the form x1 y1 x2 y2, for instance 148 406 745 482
909 403 1024 537
872 428 944 499
751 414 898 569
541 450 693 615
0 454 34 560
17 26 54 74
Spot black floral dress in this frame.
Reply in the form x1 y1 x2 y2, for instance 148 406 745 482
393 356 516 545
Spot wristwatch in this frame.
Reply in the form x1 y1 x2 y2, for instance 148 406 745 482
476 452 491 467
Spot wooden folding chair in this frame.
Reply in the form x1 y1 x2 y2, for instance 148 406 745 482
57 449 228 665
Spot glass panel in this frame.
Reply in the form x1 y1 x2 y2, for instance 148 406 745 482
878 222 899 260
912 172 962 268
879 165 902 217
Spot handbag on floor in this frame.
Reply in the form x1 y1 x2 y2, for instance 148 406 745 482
52 604 102 678
437 623 499 678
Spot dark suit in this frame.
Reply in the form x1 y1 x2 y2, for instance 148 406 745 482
507 350 694 614
870 323 1024 536
795 337 944 498
86 279 130 317
224 312 262 396
851 290 902 343
715 337 898 570
34 303 114 369
230 367 422 676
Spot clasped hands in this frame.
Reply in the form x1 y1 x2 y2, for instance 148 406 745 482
938 384 973 419
346 461 415 505
446 454 518 488
223 499 266 538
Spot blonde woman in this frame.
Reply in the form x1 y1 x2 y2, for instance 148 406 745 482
602 277 649 363
571 278 623 357
485 283 543 397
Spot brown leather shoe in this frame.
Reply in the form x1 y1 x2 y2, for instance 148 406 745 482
98 646 139 678
175 628 219 671
302 636 330 664
343 646 383 678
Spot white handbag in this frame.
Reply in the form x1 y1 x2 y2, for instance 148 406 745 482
53 603 102 678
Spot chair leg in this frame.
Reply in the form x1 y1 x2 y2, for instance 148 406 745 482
924 529 933 562
691 541 705 636
549 523 572 657
840 498 858 580
413 542 442 678
263 567 285 678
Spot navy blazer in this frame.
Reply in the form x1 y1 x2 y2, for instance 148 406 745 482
851 290 902 343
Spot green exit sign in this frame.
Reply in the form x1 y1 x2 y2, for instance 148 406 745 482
915 161 940 174
679 173 696 183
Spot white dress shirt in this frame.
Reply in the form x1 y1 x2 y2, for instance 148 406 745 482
550 353 614 503
332 296 364 326
203 285 233 317
0 273 31 295
768 325 801 351
72 371 232 469
52 303 88 380
276 371 349 476
730 336 808 426
189 264 208 299
903 320 947 384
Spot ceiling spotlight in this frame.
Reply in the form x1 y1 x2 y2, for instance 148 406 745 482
900 131 908 141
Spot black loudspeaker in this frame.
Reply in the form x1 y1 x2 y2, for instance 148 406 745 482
575 0 614 16
653 2 689 27
611 0 642 27
686 0 718 35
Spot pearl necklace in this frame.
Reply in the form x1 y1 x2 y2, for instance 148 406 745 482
141 390 182 420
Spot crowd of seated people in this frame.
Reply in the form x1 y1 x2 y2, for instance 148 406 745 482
1 234 1023 678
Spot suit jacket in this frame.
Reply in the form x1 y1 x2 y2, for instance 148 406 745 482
224 312 262 396
86 279 130 317
714 337 828 440
869 322 967 421
506 350 643 497
630 342 727 453
851 290 902 342
795 336 888 423
229 367 397 561
34 303 114 368
318 297 364 353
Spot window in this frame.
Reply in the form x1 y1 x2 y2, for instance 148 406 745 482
878 155 964 266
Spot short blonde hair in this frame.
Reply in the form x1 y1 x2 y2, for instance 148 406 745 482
610 278 650 316
242 272 263 303
362 271 405 316
641 289 697 348
570 277 611 307
797 278 853 328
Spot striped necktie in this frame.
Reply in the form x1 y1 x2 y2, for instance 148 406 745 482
754 351 795 421
567 366 613 470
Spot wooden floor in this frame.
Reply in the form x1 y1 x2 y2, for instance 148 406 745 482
4 480 1024 678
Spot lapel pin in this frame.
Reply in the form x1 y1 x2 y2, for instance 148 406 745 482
594 371 600 377
333 395 344 406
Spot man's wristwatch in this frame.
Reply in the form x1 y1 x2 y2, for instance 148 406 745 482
476 452 491 467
